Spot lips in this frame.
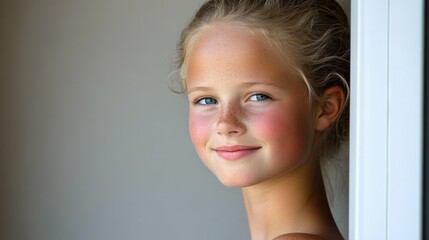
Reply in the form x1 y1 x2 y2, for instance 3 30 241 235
213 145 261 160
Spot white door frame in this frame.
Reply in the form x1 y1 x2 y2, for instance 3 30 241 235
350 0 424 239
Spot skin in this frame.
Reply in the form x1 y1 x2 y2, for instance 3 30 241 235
185 22 345 240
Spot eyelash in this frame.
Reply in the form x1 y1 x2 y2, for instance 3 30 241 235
192 93 272 106
248 93 271 102
194 97 217 106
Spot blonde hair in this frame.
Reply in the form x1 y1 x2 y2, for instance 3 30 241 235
174 0 350 159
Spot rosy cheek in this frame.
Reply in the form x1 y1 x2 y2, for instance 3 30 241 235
189 111 212 147
249 107 312 157
250 109 291 140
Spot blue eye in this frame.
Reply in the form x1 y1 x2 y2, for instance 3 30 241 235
196 97 217 105
249 93 270 102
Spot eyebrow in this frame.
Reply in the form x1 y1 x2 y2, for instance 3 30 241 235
186 86 211 94
187 81 281 94
240 81 280 87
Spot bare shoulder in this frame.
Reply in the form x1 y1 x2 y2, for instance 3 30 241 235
272 233 328 240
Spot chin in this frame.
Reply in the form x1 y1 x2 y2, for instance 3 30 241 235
216 173 264 188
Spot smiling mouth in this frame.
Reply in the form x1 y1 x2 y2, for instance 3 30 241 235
213 145 261 161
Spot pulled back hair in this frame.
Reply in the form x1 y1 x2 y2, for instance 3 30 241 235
175 0 350 159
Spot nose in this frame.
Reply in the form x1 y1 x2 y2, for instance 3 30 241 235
216 103 246 137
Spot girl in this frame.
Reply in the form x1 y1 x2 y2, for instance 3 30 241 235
175 0 349 239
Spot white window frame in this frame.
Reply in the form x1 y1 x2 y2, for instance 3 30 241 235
350 0 424 239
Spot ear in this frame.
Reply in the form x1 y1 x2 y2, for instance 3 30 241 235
315 86 346 132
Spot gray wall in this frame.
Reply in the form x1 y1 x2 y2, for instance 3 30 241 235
0 1 349 239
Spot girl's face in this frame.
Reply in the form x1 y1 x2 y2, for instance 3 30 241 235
186 23 317 187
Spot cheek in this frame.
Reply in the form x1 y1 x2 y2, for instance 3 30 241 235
250 107 313 155
251 111 287 138
250 109 296 140
189 112 212 147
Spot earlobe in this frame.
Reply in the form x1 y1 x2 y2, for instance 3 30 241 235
315 86 345 132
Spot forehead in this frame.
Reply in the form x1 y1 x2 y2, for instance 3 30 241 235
185 22 296 86
187 22 279 65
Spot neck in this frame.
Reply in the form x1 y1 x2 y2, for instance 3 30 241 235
242 160 340 240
